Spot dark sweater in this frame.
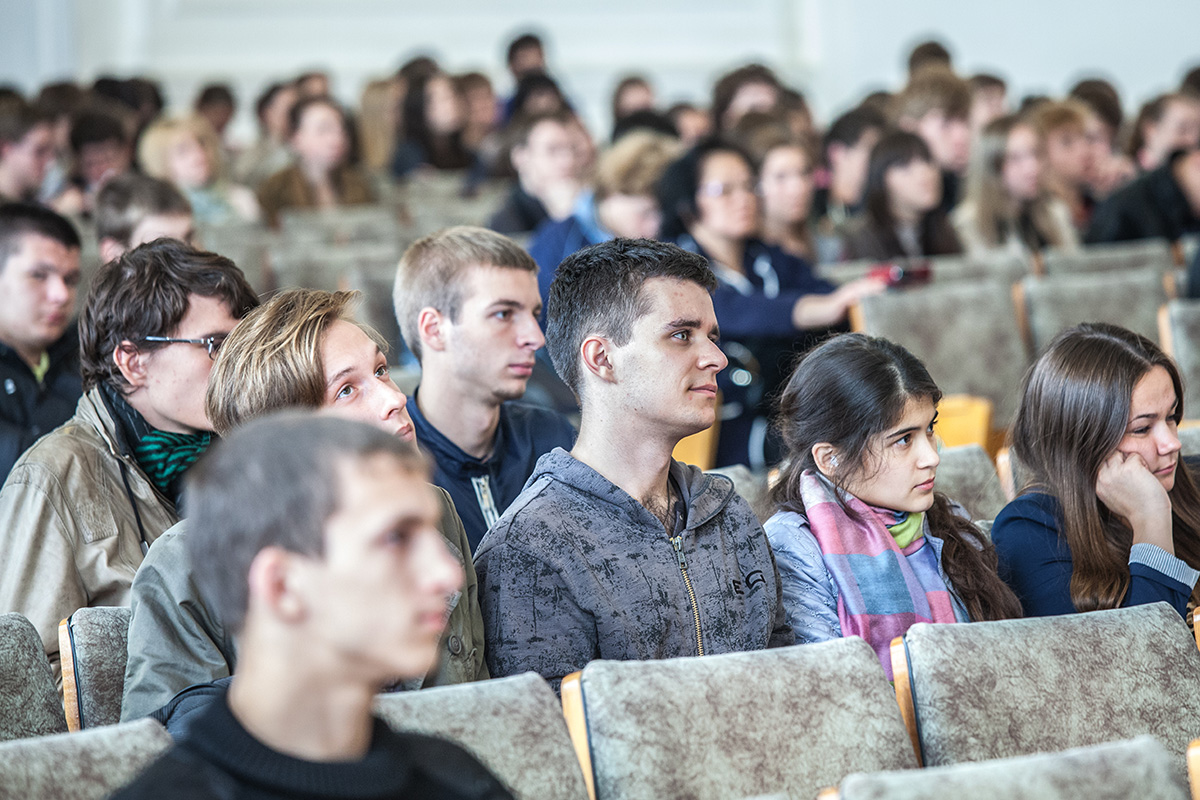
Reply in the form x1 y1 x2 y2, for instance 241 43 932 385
0 326 82 482
1086 150 1200 244
409 396 576 552
111 690 513 800
992 491 1200 618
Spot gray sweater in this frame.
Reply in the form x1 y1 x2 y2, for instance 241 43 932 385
476 448 793 690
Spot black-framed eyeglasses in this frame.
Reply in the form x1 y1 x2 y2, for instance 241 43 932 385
141 334 228 360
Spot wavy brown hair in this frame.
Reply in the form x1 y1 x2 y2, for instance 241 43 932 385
1011 323 1200 611
771 333 1023 622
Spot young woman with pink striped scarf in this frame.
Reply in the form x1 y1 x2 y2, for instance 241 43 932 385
763 333 1021 676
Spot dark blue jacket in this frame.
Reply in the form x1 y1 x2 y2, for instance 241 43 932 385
674 235 835 339
409 395 576 552
992 491 1199 618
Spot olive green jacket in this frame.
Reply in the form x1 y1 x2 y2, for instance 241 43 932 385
120 485 489 722
0 387 179 687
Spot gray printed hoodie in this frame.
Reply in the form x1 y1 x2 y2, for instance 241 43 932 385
476 448 794 690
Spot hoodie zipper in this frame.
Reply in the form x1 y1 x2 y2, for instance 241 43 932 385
670 535 705 656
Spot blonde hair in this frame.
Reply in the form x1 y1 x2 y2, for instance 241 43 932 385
593 130 683 201
891 67 971 124
964 114 1067 248
1029 99 1089 139
205 288 384 436
393 226 536 362
358 78 402 173
138 115 224 185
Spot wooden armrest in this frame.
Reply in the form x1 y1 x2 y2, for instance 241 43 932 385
890 636 922 767
59 617 80 732
1188 738 1200 800
560 671 595 800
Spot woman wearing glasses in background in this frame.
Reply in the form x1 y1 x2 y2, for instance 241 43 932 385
658 139 884 468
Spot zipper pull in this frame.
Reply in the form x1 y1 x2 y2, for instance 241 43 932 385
670 536 688 569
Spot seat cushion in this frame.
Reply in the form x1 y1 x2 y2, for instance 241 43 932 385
0 613 67 741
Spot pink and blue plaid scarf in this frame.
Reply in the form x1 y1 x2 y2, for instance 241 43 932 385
799 469 959 677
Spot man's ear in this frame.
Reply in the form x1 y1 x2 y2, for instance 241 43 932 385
246 546 308 624
98 238 125 265
811 442 841 478
579 334 617 385
416 307 448 354
113 341 150 390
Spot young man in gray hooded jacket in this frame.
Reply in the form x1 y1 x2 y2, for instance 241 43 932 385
476 238 793 690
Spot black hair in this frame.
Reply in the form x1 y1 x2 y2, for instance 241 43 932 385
506 33 544 67
400 73 472 170
863 130 934 228
546 238 716 397
286 95 345 138
1070 78 1123 134
0 203 81 271
656 137 754 240
69 110 126 153
821 105 887 164
509 73 570 119
612 109 678 143
195 83 235 110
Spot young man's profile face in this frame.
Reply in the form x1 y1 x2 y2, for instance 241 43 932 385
319 318 414 442
914 109 971 174
440 264 544 403
0 233 80 361
605 276 727 437
2 123 56 195
297 455 462 683
130 293 240 434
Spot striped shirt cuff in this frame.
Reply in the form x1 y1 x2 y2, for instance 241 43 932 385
1130 543 1200 588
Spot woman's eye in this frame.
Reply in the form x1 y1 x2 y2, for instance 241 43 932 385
375 364 390 378
897 434 912 446
336 384 354 400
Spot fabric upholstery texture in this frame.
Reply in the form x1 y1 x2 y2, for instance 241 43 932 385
838 736 1186 800
1162 300 1200 414
0 612 67 741
903 603 1200 778
933 444 1008 521
856 279 1028 425
1041 238 1174 275
1019 268 1166 354
374 672 588 800
0 717 171 799
581 639 917 800
68 606 132 729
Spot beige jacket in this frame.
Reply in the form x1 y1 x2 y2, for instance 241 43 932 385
0 387 178 684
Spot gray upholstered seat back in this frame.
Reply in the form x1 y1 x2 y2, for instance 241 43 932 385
1019 267 1167 355
838 736 1187 800
855 279 1028 425
66 606 132 729
0 613 67 741
0 718 171 799
903 603 1200 778
934 444 1007 521
374 672 588 800
1161 299 1200 414
581 639 917 800
1041 239 1175 275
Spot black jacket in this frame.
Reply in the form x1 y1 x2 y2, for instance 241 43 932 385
1086 150 1200 244
111 689 514 800
0 326 82 482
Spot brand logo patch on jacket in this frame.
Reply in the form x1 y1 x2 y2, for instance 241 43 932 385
731 570 767 596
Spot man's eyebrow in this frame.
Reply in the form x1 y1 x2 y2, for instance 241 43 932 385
663 317 703 330
325 366 355 388
486 299 525 310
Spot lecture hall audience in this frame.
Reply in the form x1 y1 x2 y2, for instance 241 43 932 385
5 25 1200 797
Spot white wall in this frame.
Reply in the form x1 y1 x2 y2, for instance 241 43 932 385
3 0 1198 140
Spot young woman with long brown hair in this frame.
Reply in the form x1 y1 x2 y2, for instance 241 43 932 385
993 323 1200 617
765 333 1021 675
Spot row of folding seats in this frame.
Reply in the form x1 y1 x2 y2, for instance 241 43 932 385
3 603 1199 799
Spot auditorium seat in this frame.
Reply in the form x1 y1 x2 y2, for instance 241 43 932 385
278 204 405 246
833 736 1186 800
59 606 132 731
0 718 171 800
1041 239 1176 275
819 252 1028 287
1158 299 1200 414
269 240 400 292
890 603 1200 781
0 613 67 742
852 279 1028 426
374 672 589 800
932 444 1007 521
1015 267 1167 355
563 638 917 800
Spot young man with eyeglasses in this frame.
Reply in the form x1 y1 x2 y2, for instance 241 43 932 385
0 238 257 686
